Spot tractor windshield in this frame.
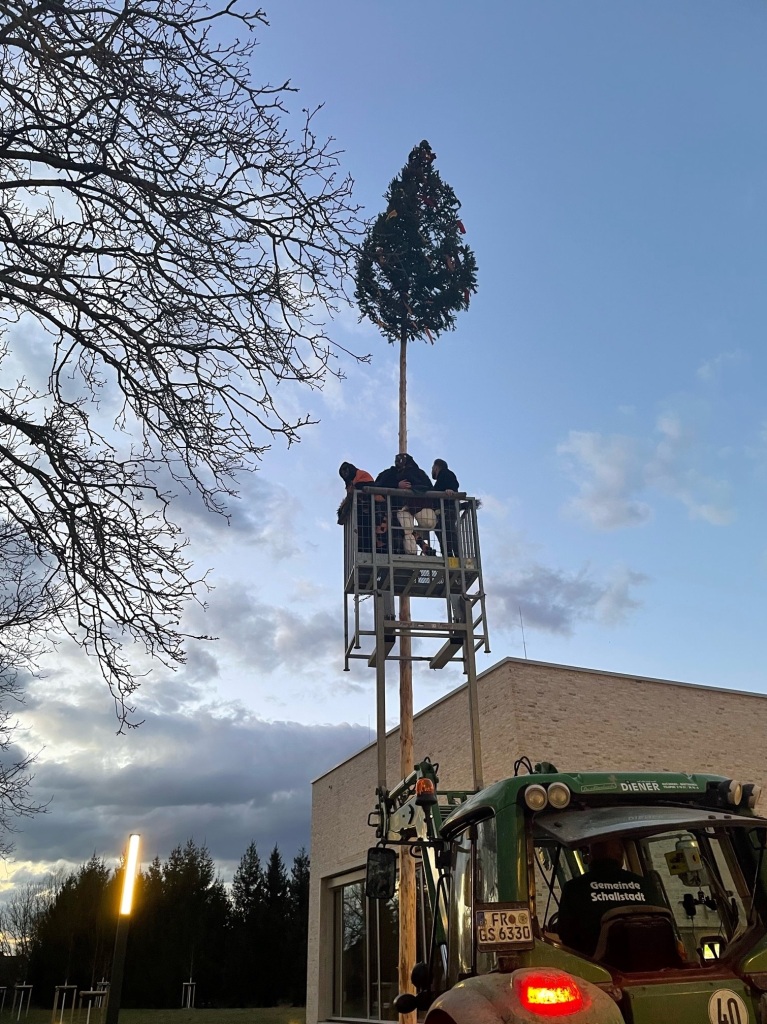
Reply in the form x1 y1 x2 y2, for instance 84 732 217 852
532 808 765 968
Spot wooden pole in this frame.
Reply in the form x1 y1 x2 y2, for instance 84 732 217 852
398 326 416 1022
399 328 407 454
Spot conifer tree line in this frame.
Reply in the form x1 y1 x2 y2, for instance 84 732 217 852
2 840 309 1008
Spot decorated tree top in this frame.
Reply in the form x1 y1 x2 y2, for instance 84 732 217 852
355 140 478 344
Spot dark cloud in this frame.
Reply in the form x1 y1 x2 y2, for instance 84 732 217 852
490 564 647 636
13 688 367 874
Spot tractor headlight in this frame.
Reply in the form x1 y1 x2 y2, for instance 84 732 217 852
719 779 743 807
547 782 571 809
524 784 548 812
742 783 762 810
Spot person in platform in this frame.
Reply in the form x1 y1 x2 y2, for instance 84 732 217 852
556 837 656 957
337 462 375 552
375 453 436 554
431 458 460 557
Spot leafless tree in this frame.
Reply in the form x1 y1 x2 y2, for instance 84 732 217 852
0 0 360 727
0 870 63 965
0 522 60 839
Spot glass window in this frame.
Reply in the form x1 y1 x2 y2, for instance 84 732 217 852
476 817 498 903
640 830 749 961
448 834 473 982
332 865 431 1021
370 890 398 1021
532 841 583 937
334 882 368 1018
532 827 758 967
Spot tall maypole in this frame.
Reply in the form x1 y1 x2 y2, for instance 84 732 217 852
355 140 478 1019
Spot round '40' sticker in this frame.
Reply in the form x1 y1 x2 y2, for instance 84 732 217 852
708 990 750 1024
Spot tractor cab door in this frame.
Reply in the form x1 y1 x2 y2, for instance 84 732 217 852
446 816 512 987
446 826 473 984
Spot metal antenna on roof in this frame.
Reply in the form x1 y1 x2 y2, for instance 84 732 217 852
518 606 528 659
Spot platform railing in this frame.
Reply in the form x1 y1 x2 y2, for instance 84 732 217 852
341 487 489 668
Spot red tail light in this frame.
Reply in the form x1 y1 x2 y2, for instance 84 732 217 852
514 969 585 1017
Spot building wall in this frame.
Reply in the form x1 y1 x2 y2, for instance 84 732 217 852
307 657 767 1024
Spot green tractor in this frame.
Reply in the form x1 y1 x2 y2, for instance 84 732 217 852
366 759 767 1023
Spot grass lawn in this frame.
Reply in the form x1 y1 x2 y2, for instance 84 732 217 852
20 1008 306 1024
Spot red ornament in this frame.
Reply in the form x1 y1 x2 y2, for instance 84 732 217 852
463 289 470 303
423 196 436 208
457 219 466 234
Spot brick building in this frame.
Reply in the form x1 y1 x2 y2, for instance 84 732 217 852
308 656 767 1024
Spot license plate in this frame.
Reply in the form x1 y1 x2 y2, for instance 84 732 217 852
475 907 533 950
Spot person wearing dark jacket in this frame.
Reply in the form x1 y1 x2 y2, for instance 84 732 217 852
375 452 432 492
432 458 459 494
338 461 375 551
431 458 460 557
556 837 657 958
375 453 436 554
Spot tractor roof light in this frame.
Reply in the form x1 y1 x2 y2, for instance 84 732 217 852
720 779 743 807
742 783 762 810
514 970 585 1017
524 784 548 812
415 778 437 806
547 782 571 810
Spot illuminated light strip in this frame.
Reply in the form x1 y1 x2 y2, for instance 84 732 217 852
119 834 141 916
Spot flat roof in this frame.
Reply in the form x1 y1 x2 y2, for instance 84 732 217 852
312 656 767 784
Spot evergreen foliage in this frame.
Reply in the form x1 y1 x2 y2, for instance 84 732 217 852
261 847 290 1006
232 841 265 922
229 841 265 1006
29 856 116 994
146 839 231 1006
287 849 311 1006
355 140 478 344
23 839 310 1008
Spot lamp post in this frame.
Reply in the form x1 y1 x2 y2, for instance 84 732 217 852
104 834 140 1024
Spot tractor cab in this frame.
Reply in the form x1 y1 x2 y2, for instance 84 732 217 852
368 761 767 1023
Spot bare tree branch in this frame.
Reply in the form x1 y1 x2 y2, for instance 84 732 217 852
0 0 362 739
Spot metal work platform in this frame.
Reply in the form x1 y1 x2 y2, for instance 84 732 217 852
341 485 489 793
341 487 489 670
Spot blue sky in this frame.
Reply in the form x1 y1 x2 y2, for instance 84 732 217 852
7 0 767 886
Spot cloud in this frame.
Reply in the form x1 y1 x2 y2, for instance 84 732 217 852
558 416 732 529
166 473 304 560
696 349 745 382
11 678 368 878
184 581 341 675
645 414 733 525
557 431 652 529
491 563 647 636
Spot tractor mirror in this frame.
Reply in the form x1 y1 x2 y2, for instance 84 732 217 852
366 847 397 900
